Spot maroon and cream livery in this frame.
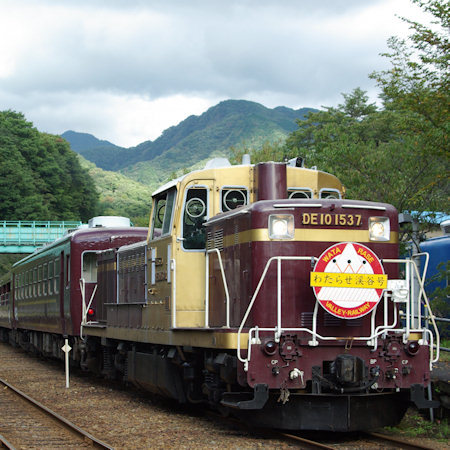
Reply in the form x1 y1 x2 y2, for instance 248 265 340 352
0 160 440 432
205 163 439 430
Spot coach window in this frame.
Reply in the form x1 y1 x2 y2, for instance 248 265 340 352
43 263 48 295
33 267 37 296
54 258 60 294
65 255 70 288
182 187 208 250
38 265 42 296
82 252 97 283
48 261 53 295
25 271 29 299
151 187 176 240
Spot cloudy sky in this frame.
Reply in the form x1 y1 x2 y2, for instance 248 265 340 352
0 0 426 147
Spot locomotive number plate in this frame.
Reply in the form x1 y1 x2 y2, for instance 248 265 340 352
301 213 362 226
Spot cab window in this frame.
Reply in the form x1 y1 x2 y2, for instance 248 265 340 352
221 187 248 211
182 187 208 250
319 188 341 199
151 187 177 239
288 188 313 199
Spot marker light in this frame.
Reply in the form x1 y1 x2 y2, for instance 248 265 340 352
87 308 95 317
269 214 294 240
406 341 420 355
369 217 390 241
263 340 278 355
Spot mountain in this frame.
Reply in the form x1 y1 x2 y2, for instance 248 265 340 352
62 99 316 187
61 130 118 152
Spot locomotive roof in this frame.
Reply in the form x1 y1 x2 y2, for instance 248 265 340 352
151 158 339 197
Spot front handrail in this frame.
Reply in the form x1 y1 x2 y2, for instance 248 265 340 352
236 255 440 371
237 256 317 365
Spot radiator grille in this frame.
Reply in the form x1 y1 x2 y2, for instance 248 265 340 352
207 229 224 251
301 312 313 327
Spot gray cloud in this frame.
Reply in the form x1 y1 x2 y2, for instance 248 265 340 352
0 0 424 146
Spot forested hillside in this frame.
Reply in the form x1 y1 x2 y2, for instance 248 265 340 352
0 111 98 221
63 100 315 185
77 156 153 226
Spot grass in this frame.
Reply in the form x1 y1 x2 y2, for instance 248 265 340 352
438 338 450 362
384 409 449 442
381 338 450 442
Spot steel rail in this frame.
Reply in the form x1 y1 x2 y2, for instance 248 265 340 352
278 432 335 449
0 376 113 449
363 432 437 450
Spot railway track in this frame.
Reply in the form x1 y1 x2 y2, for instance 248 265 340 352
0 376 113 449
279 430 438 449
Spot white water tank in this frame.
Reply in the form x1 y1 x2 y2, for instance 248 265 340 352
88 216 131 228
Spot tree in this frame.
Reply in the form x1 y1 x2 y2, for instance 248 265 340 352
371 0 449 159
0 110 99 221
285 88 446 216
243 1 448 223
230 139 288 165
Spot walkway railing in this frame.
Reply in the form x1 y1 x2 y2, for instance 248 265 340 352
0 221 83 253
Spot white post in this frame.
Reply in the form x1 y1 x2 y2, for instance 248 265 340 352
61 338 72 388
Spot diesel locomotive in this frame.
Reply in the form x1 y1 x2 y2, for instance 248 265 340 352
0 158 440 431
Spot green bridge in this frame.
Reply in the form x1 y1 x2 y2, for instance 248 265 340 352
0 221 83 253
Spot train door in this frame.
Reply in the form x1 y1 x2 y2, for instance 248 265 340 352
172 182 212 328
81 251 98 321
146 187 177 330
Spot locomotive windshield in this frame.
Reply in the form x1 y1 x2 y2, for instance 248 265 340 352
182 187 208 250
151 187 177 239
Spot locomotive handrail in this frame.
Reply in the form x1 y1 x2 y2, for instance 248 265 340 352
237 255 440 371
236 256 318 366
171 258 176 328
79 278 98 340
382 256 439 365
205 248 230 328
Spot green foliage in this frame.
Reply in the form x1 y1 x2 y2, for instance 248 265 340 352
0 110 98 221
0 255 22 277
371 0 449 160
77 155 152 226
428 261 450 338
385 409 449 441
284 88 446 218
229 139 289 165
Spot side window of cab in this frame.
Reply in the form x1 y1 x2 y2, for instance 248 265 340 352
150 187 176 240
182 187 208 250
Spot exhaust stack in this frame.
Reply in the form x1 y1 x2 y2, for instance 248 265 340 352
255 162 287 201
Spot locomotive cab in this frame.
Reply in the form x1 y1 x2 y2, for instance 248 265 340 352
146 158 344 330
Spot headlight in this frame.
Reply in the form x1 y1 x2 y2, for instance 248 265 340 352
369 217 390 241
269 214 294 239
